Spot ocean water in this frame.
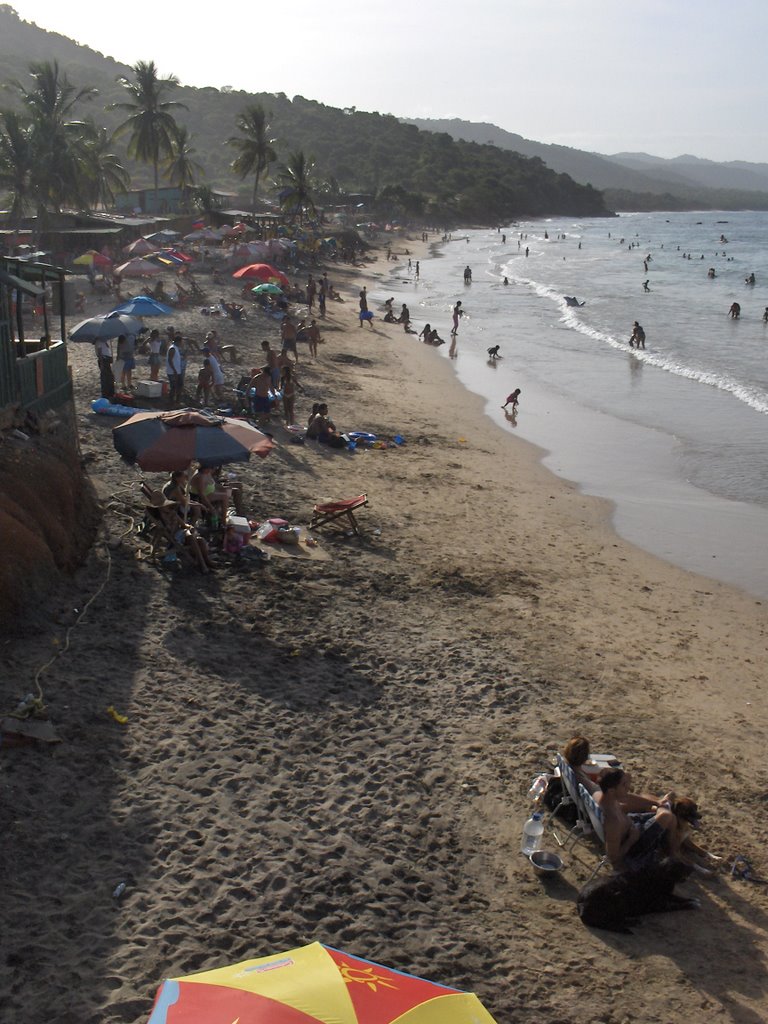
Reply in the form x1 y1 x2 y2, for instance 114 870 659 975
376 212 768 599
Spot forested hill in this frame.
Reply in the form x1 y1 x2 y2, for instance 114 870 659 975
0 5 610 223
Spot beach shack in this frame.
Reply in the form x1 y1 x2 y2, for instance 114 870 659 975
0 255 74 434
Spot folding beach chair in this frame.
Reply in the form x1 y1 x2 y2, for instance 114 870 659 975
137 482 193 567
309 494 368 535
549 753 594 851
578 783 612 883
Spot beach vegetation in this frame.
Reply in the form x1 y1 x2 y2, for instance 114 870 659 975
276 150 317 223
110 60 187 216
165 125 204 210
227 104 277 213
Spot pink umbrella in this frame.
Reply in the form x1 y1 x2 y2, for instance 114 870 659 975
114 257 165 278
232 263 290 288
123 237 158 256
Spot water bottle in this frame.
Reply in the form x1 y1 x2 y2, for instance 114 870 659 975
528 774 549 803
521 812 544 856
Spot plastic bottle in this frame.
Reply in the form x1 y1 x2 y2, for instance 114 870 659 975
527 775 549 803
521 812 545 856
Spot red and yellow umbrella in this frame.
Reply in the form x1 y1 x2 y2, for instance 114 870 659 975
147 941 496 1024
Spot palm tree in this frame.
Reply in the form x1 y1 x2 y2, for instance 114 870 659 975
227 105 276 212
165 126 204 210
111 60 186 215
5 61 98 219
276 150 317 224
0 111 33 225
80 127 130 211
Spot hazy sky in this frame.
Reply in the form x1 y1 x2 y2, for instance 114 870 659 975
6 0 767 163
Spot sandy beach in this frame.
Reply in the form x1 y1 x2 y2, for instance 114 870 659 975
2 236 768 1024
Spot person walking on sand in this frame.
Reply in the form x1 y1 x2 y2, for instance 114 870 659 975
451 301 463 336
502 388 521 410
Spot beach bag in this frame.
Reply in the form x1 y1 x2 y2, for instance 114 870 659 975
543 776 578 826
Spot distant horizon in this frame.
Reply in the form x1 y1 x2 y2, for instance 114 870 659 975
3 0 767 166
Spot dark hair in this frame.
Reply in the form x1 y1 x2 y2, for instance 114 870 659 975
563 736 590 768
598 768 625 793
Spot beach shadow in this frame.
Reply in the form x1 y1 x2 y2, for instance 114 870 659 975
587 880 768 1019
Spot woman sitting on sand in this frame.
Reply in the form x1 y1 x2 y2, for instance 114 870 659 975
307 403 342 446
419 323 432 344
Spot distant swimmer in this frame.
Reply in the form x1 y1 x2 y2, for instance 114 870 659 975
763 307 768 323
629 321 646 349
746 272 756 285
463 266 472 283
503 277 509 285
564 296 585 307
487 345 501 360
729 302 741 320
502 388 521 410
707 268 716 278
643 280 651 292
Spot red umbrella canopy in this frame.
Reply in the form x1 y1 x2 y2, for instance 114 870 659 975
113 409 275 471
146 941 497 1024
232 263 290 288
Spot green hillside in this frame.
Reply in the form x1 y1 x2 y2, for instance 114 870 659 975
0 5 610 223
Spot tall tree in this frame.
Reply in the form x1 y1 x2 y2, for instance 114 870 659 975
165 125 204 209
0 111 33 225
80 127 130 211
4 60 97 220
276 150 317 224
111 60 186 214
227 105 276 212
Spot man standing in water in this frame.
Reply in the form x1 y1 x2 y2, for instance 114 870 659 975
463 266 472 283
451 300 463 336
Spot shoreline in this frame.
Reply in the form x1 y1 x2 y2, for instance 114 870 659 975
383 227 768 603
3 236 768 1023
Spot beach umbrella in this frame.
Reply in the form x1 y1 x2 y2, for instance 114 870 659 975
69 312 143 342
145 229 180 244
114 258 165 278
145 252 185 267
232 262 290 287
146 941 497 1024
111 296 174 317
251 283 283 295
162 249 193 263
123 237 158 256
113 408 275 471
73 250 112 267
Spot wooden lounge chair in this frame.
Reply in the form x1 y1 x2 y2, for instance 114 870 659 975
309 494 368 535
